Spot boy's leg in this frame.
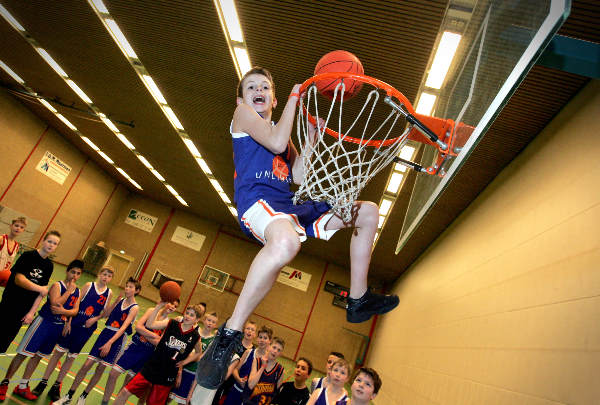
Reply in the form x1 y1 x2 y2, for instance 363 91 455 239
79 363 106 400
62 358 95 399
324 201 399 322
196 219 301 389
101 367 122 403
112 387 132 405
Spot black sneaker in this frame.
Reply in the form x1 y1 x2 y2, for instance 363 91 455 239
194 322 243 389
32 380 47 397
346 289 399 323
48 383 61 402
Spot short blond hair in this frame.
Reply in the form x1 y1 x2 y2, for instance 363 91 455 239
12 217 27 226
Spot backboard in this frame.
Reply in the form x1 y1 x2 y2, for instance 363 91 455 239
396 0 570 253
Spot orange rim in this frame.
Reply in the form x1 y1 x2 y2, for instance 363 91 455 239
299 72 415 147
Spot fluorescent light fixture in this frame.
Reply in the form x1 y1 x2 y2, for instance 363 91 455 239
425 31 462 89
394 163 407 172
399 145 416 161
81 136 100 151
218 0 244 42
219 192 231 204
415 92 436 115
386 172 404 193
379 198 393 216
228 206 238 217
141 75 167 104
183 138 201 157
162 106 184 131
175 195 188 206
88 0 109 14
165 184 178 196
0 4 25 31
116 133 135 150
378 215 385 229
39 99 57 112
36 48 68 77
65 79 92 104
233 47 251 76
100 116 119 132
55 114 77 131
137 155 153 169
128 178 143 190
151 169 165 182
209 179 224 193
0 61 24 83
105 19 138 59
196 158 212 174
98 151 114 164
373 231 379 244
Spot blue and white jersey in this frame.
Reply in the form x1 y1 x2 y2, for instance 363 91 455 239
231 123 295 218
72 282 110 327
39 281 80 324
106 298 137 335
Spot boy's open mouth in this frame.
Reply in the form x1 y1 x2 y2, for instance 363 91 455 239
253 95 265 104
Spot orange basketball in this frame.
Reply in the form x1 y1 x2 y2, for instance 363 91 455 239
0 270 10 287
314 50 364 100
159 281 181 302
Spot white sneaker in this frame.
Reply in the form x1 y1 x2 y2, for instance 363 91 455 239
76 395 87 405
52 395 71 405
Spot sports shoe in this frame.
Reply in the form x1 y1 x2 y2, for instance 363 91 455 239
51 394 72 405
346 289 399 323
13 385 38 400
48 383 61 402
32 380 47 397
76 395 87 405
0 382 8 401
194 322 243 389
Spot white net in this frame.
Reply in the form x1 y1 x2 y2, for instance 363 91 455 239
294 80 412 222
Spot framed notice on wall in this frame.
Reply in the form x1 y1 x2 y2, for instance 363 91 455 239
125 209 157 232
170 226 205 251
277 266 311 292
36 151 71 185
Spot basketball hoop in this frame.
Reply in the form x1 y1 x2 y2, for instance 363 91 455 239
293 72 456 222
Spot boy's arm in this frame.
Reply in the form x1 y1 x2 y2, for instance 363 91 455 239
232 348 251 385
232 84 302 154
14 273 48 296
22 294 43 324
290 117 324 184
134 308 162 340
103 290 123 316
64 289 80 317
99 305 139 357
277 367 285 389
145 302 170 330
247 356 266 390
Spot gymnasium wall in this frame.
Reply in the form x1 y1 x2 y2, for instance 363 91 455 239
0 88 129 264
368 80 600 404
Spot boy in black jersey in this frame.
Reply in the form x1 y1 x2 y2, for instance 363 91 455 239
272 357 312 405
113 302 203 405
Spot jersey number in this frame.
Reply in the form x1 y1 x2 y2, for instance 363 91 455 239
68 296 78 307
97 295 107 306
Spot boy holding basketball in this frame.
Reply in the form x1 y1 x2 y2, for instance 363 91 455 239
195 67 398 389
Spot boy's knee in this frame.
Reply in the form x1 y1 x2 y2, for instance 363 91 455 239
360 202 379 227
268 233 300 261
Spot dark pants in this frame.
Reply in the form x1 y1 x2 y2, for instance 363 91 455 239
0 300 27 354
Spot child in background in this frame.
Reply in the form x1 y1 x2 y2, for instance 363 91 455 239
34 265 114 401
310 351 345 392
306 358 350 405
243 337 286 405
347 367 381 405
0 216 27 286
272 357 312 405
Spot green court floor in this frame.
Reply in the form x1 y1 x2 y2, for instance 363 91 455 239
0 265 323 404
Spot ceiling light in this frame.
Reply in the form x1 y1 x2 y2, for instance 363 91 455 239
399 145 416 161
415 92 436 115
165 184 178 196
378 215 385 228
162 106 184 131
175 195 188 206
196 158 212 174
56 114 77 131
105 19 138 59
183 138 201 157
0 4 25 31
209 179 224 193
379 198 393 216
116 133 135 150
39 99 57 112
219 192 231 204
36 48 68 77
394 163 407 172
127 177 143 190
65 79 92 104
100 116 119 132
218 0 244 42
81 136 100 151
425 31 462 89
233 47 251 76
137 155 153 169
386 172 404 194
98 151 114 164
141 75 167 104
228 205 238 217
88 0 109 14
0 61 24 83
151 169 165 182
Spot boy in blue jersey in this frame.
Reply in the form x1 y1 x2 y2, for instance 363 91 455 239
195 67 399 390
0 259 82 401
54 277 141 405
33 265 114 401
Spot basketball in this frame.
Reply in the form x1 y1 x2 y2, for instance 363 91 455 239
314 50 364 100
159 281 181 302
0 270 10 287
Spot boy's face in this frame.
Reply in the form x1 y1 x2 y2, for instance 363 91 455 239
10 221 26 236
256 332 270 349
203 314 218 330
41 235 60 254
351 372 377 402
326 354 340 375
67 267 82 282
183 308 199 324
266 342 283 360
244 323 257 340
98 269 114 285
237 73 277 116
164 301 178 313
124 282 138 297
329 363 349 387
294 360 310 382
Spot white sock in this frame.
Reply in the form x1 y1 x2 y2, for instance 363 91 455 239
19 379 28 389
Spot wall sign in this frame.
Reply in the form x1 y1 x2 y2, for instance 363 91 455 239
124 209 157 232
170 226 206 251
36 151 71 185
277 266 311 292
